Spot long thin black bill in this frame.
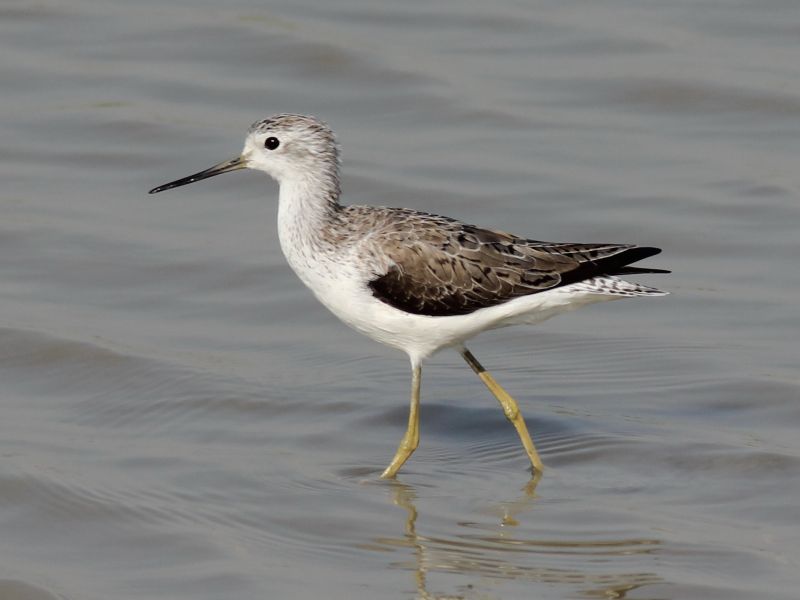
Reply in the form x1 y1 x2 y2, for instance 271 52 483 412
149 156 246 194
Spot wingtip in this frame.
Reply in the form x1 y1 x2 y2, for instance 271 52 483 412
628 246 662 261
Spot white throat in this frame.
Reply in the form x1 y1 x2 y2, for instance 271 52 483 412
276 168 342 283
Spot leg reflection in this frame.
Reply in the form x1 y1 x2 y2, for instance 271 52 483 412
371 474 662 599
385 477 541 599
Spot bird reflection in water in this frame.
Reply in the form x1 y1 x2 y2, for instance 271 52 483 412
372 475 663 599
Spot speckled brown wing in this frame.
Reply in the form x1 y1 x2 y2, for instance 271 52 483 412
360 208 664 317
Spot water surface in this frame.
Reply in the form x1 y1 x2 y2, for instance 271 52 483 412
1 0 799 598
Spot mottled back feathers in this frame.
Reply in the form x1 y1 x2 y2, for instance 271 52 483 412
340 206 668 317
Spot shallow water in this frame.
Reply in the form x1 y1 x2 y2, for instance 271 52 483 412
1 0 799 598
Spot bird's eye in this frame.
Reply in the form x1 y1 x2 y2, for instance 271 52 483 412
264 137 280 150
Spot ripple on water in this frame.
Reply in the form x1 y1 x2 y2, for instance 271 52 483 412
0 580 66 600
2 0 800 598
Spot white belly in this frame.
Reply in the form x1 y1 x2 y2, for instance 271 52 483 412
281 240 617 362
277 212 620 362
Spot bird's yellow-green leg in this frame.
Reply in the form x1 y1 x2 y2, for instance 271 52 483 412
381 363 422 479
460 348 544 474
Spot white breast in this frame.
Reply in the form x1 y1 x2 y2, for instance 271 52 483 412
275 187 622 363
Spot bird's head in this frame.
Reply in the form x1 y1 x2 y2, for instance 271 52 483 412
149 114 339 194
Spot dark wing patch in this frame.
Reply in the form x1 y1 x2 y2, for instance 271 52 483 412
369 263 562 317
366 217 667 317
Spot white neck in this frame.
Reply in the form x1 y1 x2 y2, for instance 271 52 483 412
276 167 342 276
278 171 339 224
